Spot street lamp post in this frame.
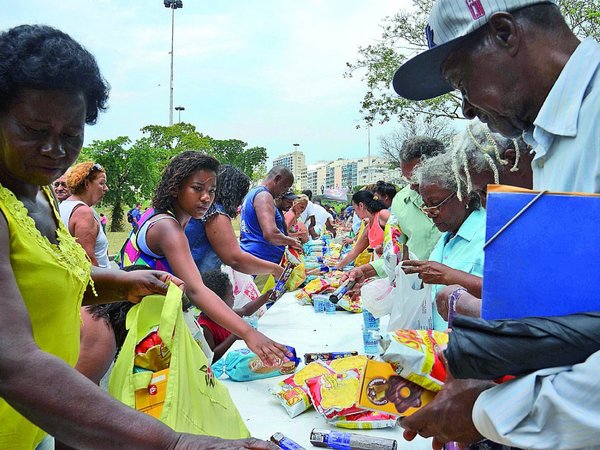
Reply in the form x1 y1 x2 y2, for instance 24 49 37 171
175 106 185 123
367 124 372 184
164 0 183 126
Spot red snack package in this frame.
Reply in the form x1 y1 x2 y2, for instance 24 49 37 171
134 326 171 372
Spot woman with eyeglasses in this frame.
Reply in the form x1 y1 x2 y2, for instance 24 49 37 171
59 161 110 268
432 121 533 324
335 189 391 270
402 151 485 331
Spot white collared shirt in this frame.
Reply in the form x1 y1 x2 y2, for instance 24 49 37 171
524 38 600 193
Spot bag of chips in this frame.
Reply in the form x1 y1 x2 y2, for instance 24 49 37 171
303 278 330 296
306 369 364 420
270 361 334 418
381 329 448 392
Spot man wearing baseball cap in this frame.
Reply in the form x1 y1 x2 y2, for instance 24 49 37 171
394 0 600 194
394 1 600 448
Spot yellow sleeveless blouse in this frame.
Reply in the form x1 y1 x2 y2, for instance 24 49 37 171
0 184 92 449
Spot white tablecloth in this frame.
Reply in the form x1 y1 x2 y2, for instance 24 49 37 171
221 292 431 449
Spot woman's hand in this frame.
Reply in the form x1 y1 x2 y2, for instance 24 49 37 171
124 270 185 303
435 284 463 321
401 260 454 285
436 285 482 320
242 329 291 366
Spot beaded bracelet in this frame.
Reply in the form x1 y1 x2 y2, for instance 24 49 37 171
447 287 467 327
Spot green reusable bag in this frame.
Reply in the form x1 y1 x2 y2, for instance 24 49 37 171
108 283 250 438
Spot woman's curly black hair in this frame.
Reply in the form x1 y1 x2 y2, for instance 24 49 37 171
153 151 220 212
214 165 250 219
0 24 109 124
352 189 386 214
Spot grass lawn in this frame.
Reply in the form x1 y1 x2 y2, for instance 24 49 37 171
106 231 130 257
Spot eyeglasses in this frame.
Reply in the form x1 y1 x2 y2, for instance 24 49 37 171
420 192 456 216
90 163 103 173
53 181 67 188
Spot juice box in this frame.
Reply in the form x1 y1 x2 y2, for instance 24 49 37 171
134 368 169 418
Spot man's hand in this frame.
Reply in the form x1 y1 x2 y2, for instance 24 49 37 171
174 435 279 450
124 270 185 303
400 369 493 448
402 260 454 285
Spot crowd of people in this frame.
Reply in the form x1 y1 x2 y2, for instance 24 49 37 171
1 0 598 448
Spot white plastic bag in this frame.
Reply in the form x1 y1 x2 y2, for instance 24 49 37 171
360 277 394 318
222 266 266 318
387 263 433 331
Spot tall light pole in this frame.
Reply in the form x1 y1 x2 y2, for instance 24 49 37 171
175 106 185 123
367 124 372 184
164 0 183 126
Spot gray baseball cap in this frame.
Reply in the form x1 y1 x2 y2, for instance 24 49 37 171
393 0 556 101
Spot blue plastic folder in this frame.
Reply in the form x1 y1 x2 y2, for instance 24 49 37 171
481 185 600 320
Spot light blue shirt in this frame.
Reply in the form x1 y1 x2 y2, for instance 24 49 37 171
428 207 486 331
524 38 600 194
473 350 600 450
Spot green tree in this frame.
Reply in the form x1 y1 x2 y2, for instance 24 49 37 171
139 122 212 171
208 139 268 180
79 136 162 231
345 0 600 126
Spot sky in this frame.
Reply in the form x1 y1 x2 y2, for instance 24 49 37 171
3 0 416 166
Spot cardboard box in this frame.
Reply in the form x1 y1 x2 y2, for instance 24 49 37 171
135 368 169 418
357 360 435 417
482 186 600 320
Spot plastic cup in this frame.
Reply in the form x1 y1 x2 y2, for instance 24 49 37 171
363 309 380 330
324 300 336 314
313 294 328 313
362 327 380 355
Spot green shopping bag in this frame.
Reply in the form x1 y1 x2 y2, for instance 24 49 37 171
108 283 250 438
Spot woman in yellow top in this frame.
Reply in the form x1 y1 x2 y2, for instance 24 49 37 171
0 24 276 450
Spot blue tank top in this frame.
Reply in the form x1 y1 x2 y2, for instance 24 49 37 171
185 203 227 274
240 186 285 264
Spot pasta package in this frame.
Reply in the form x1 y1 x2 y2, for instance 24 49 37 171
285 263 307 291
213 346 299 382
295 290 312 305
270 361 334 418
336 294 363 313
381 329 448 392
303 278 330 296
306 370 364 420
328 355 368 375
